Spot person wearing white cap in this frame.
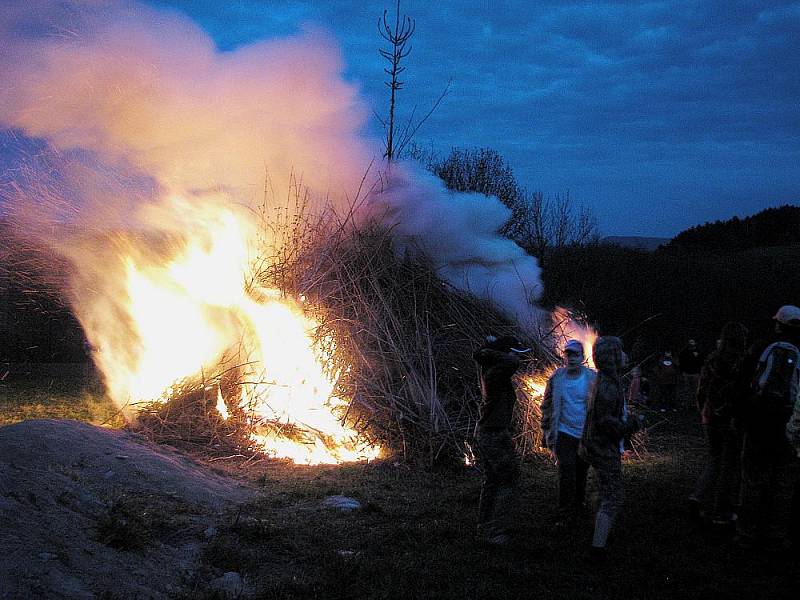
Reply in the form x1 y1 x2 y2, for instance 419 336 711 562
736 305 800 550
541 339 596 525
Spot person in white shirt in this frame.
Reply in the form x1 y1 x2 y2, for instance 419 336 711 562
541 339 597 523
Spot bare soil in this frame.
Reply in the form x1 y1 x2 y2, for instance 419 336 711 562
0 419 254 599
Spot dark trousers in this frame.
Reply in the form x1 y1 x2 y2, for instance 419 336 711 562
657 383 678 410
738 434 800 543
555 432 589 512
587 454 625 548
476 428 519 536
692 422 741 515
682 373 700 409
792 481 800 545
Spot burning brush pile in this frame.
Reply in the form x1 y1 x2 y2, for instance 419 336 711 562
1 170 603 467
123 188 574 466
0 0 622 466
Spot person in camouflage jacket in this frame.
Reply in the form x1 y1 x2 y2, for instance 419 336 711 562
579 336 644 557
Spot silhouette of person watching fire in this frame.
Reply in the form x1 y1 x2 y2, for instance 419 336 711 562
473 334 530 546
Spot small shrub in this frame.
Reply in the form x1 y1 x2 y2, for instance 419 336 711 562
95 499 148 551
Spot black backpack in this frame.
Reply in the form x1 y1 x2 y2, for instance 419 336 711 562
752 342 800 422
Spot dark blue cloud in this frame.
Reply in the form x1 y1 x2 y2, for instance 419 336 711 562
24 1 800 235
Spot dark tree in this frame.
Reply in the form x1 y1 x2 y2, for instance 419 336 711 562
665 204 800 252
378 0 415 162
423 146 598 259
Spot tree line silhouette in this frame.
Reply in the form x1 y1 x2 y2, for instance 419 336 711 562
1 151 798 369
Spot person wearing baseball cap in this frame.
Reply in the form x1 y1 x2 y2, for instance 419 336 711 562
541 339 596 527
472 334 529 546
736 305 800 549
773 305 800 328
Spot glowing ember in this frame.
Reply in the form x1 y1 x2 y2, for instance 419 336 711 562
520 373 549 399
87 196 378 465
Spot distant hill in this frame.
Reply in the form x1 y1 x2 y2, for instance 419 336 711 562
664 204 800 252
602 236 670 252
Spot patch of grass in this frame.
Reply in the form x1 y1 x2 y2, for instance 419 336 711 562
201 414 799 600
0 374 124 427
96 498 150 551
202 532 263 573
95 493 204 552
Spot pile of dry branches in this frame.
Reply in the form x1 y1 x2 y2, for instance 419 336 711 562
236 181 561 464
3 173 565 464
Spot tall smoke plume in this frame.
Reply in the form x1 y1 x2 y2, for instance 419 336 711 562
0 0 545 396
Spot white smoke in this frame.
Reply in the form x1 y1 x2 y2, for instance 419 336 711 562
0 0 371 206
0 0 544 331
367 165 544 329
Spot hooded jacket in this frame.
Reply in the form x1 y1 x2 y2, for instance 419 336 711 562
696 322 746 425
474 347 522 430
580 336 642 460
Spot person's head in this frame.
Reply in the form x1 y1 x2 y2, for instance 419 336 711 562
717 321 747 356
593 336 625 376
688 339 696 348
631 365 642 377
773 305 800 334
563 339 584 370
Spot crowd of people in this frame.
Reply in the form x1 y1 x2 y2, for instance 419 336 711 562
471 305 800 559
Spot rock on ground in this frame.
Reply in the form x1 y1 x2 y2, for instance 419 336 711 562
0 419 254 599
321 495 362 512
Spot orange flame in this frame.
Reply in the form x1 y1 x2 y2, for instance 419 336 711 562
517 307 599 430
87 195 378 465
552 306 598 369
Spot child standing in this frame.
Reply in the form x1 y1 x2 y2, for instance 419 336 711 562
580 336 644 558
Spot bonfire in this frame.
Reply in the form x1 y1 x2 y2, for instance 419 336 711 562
2 179 649 466
0 0 657 469
2 177 619 466
126 192 557 466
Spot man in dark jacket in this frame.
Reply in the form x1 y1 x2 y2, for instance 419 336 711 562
736 305 800 550
690 322 747 524
473 335 529 546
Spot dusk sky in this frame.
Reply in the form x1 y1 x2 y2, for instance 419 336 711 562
146 0 799 237
3 0 799 237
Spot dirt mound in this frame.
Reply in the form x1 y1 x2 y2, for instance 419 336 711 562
0 419 254 599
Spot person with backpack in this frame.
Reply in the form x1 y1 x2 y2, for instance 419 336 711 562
736 305 800 550
788 368 800 549
689 322 748 525
579 336 645 558
473 335 530 546
541 339 597 526
787 382 800 548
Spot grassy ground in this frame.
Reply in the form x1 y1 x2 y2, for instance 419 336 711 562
0 368 124 427
2 372 798 599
